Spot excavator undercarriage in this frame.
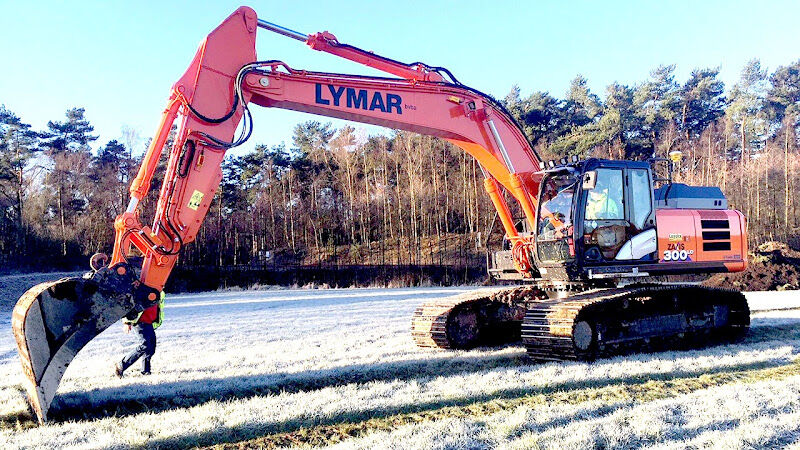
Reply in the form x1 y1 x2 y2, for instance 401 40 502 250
412 284 750 361
412 286 546 349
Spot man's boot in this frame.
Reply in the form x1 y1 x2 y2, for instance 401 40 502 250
142 358 151 375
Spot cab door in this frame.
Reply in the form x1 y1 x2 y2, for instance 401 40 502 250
580 163 656 263
618 167 657 260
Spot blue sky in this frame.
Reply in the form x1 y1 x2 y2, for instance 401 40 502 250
1 0 798 157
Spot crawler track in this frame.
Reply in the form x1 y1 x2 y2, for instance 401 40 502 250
521 285 750 361
411 286 547 349
413 284 750 362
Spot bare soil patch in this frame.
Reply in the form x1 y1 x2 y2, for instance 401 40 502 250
704 241 800 291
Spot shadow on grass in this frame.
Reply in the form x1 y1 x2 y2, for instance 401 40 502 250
0 385 35 431
628 401 800 449
50 349 529 422
0 349 18 363
143 357 791 449
29 320 799 445
502 400 632 443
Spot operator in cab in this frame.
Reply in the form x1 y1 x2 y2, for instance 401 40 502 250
114 291 165 377
585 178 622 220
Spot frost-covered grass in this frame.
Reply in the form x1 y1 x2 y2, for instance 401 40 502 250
327 373 800 450
0 287 799 449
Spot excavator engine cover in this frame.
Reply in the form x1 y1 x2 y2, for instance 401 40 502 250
11 263 148 423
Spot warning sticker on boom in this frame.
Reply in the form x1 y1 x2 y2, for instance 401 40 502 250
187 190 204 210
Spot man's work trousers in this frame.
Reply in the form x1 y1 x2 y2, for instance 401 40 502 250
121 323 156 374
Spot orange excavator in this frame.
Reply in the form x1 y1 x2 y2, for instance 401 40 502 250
12 7 749 422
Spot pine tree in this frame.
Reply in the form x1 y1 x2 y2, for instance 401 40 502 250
679 68 726 141
0 106 40 260
41 108 98 256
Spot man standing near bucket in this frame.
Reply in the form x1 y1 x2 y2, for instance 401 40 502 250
115 291 165 376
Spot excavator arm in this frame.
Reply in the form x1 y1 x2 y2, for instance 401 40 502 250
116 8 546 292
13 6 544 422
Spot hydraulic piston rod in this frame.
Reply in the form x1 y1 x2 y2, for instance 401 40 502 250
257 19 308 41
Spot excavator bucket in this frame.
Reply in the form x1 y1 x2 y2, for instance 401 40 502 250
11 274 137 423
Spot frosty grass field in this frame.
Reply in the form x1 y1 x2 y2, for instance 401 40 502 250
1 287 800 449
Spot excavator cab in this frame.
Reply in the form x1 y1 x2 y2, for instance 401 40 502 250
490 156 745 283
532 158 658 281
488 158 658 282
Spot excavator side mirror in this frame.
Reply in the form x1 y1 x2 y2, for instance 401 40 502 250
582 171 597 190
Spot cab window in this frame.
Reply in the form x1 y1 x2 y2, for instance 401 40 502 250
537 172 578 241
585 168 624 220
537 171 578 262
629 169 652 229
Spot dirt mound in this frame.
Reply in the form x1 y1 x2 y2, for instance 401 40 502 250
704 241 800 291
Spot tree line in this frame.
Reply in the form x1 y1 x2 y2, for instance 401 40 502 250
0 58 798 273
